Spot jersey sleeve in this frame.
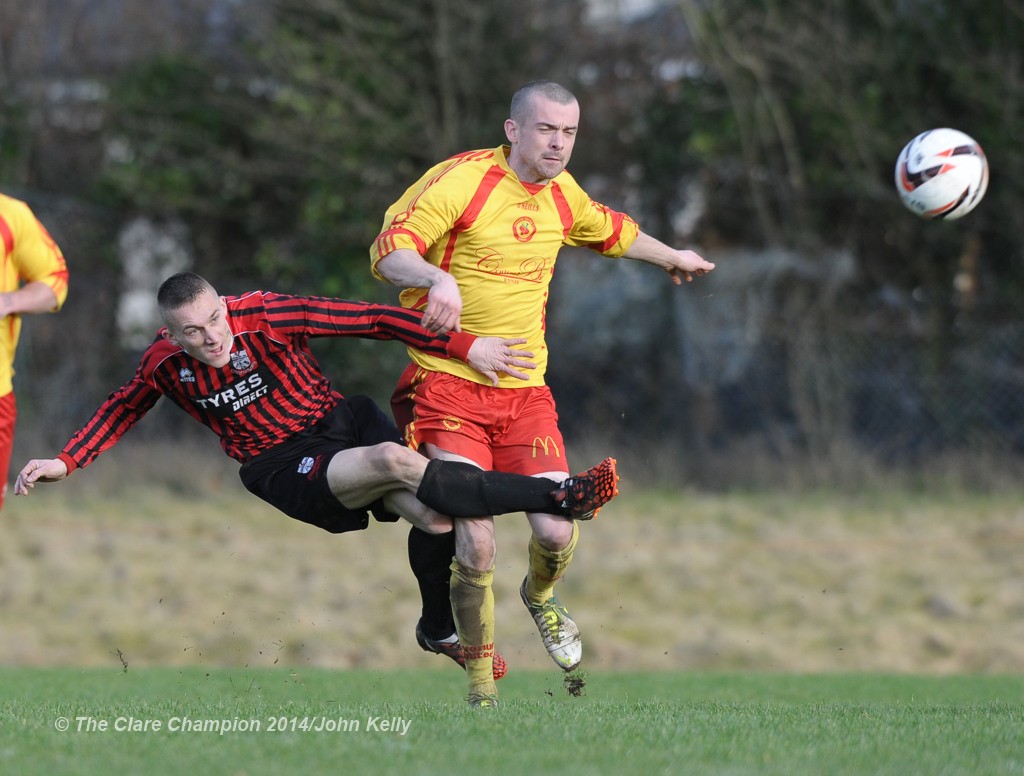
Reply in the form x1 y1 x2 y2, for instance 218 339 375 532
58 356 164 472
555 175 640 257
7 201 69 309
369 155 478 276
260 292 476 359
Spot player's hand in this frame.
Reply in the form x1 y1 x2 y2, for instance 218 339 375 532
665 249 715 285
422 274 463 335
14 458 68 496
467 337 536 386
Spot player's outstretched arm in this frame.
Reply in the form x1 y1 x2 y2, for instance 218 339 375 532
375 249 463 335
623 231 715 285
467 337 536 386
14 458 69 496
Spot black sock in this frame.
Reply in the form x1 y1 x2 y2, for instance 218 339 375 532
407 526 456 640
415 459 563 518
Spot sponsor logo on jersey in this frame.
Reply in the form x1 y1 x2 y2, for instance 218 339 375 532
475 250 549 284
516 201 540 212
193 372 268 414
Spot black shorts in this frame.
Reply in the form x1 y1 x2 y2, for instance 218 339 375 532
238 395 403 534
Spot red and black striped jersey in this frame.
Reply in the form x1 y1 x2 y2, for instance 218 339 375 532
58 291 475 470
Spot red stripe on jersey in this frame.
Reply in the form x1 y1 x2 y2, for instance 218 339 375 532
0 215 14 257
439 164 506 273
549 183 575 239
454 165 506 233
595 209 628 252
397 150 497 238
408 290 430 311
0 211 68 297
447 149 495 165
375 227 427 257
32 215 68 297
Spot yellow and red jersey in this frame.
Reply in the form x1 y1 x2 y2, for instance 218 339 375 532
0 193 69 396
371 145 639 387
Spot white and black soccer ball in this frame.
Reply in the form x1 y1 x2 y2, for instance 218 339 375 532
895 128 988 220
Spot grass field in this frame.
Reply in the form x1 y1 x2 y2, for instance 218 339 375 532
6 440 1024 674
2 668 1023 775
5 439 1024 773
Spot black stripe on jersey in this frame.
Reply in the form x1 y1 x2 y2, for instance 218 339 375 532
259 294 451 357
63 373 160 466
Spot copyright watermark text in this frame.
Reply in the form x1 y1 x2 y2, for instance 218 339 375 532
53 714 411 736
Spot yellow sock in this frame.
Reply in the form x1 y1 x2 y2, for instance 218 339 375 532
524 521 579 605
449 560 496 694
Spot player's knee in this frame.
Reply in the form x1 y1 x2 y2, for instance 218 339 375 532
530 516 574 550
417 515 454 535
456 544 495 571
372 441 419 481
455 522 496 570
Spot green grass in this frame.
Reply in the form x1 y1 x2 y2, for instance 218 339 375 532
2 668 1023 776
6 445 1024 773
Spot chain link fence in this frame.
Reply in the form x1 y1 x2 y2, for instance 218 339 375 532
547 248 1024 488
11 205 1024 490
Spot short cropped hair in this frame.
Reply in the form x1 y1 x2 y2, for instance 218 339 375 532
510 81 577 123
157 272 216 313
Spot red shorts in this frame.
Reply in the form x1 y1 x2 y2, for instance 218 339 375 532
391 365 568 476
0 391 15 509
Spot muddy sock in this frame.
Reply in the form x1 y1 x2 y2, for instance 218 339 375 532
450 560 496 693
524 521 579 605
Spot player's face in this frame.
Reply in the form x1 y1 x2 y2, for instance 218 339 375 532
505 95 579 184
162 290 234 368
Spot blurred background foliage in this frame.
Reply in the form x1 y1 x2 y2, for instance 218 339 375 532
2 0 1024 488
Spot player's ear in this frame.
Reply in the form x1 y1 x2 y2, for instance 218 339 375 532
504 118 517 144
161 328 179 346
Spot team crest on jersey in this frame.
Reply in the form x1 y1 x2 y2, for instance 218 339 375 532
230 349 256 375
178 367 195 383
512 216 537 242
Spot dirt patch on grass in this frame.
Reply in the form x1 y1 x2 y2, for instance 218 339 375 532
6 443 1024 673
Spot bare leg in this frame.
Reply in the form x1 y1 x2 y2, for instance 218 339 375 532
525 469 572 549
325 442 428 510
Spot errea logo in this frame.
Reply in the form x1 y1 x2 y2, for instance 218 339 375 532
297 457 315 474
179 368 195 383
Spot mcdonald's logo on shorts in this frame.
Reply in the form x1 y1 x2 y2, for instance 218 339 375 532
532 436 561 459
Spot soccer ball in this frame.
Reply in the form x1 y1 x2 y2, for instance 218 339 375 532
894 128 988 220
